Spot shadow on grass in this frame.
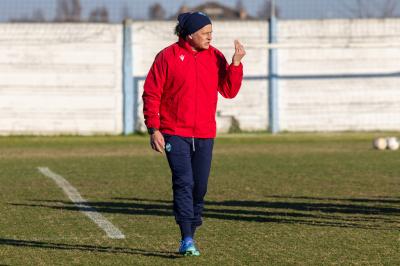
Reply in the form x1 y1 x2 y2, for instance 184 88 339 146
12 195 399 230
0 238 181 259
267 195 400 204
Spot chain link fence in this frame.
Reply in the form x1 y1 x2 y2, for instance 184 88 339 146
1 0 400 134
1 0 399 23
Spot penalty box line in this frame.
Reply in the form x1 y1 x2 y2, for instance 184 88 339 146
37 167 125 239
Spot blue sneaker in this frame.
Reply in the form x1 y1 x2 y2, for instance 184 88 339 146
178 239 200 256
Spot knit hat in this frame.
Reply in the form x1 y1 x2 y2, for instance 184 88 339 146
177 12 212 36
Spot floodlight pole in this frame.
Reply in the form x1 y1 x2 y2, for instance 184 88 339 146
268 0 279 134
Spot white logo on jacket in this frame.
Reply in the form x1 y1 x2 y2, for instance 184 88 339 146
179 55 185 61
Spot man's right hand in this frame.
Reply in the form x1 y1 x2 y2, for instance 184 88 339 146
150 130 165 154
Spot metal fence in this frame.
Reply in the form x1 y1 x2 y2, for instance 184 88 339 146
1 0 399 23
1 1 400 135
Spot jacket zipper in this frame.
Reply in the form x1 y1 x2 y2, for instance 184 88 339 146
192 53 198 152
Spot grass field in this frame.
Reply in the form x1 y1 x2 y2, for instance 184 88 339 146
0 133 399 265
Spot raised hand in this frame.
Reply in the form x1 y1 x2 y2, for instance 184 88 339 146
232 40 246 66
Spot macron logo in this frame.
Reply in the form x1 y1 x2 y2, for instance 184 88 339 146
179 55 185 61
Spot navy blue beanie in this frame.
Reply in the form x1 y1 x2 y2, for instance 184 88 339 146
177 12 212 35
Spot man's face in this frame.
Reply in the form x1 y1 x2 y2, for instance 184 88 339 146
189 24 212 51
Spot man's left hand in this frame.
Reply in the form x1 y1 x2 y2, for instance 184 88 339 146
232 40 246 66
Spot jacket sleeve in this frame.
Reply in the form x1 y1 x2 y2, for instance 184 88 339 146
216 51 243 99
142 52 166 129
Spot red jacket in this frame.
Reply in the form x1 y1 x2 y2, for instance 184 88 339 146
143 38 243 138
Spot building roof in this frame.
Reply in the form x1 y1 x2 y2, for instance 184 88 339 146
174 1 253 20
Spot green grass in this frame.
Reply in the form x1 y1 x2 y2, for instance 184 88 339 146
0 133 399 265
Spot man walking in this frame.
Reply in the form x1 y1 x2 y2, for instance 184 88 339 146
142 11 245 256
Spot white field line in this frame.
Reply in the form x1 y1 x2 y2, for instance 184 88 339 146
37 167 125 239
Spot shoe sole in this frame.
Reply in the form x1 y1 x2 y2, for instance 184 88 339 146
183 250 200 256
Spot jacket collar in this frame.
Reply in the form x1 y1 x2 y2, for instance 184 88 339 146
178 37 209 55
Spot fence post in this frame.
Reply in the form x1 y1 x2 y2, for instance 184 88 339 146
123 19 134 135
268 14 279 134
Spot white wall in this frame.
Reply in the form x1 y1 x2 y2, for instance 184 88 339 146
278 19 400 131
0 20 399 135
0 24 123 135
134 19 400 133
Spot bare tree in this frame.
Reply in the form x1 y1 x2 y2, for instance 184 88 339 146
70 0 82 21
9 9 46 23
236 0 249 19
55 0 82 22
177 4 190 14
149 3 166 20
236 0 244 11
121 3 133 21
55 0 68 21
89 7 109 23
257 0 280 19
342 0 398 18
32 9 46 22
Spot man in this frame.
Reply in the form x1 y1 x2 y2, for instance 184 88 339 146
142 11 245 256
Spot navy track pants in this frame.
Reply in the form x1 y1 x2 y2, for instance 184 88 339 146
164 134 214 228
